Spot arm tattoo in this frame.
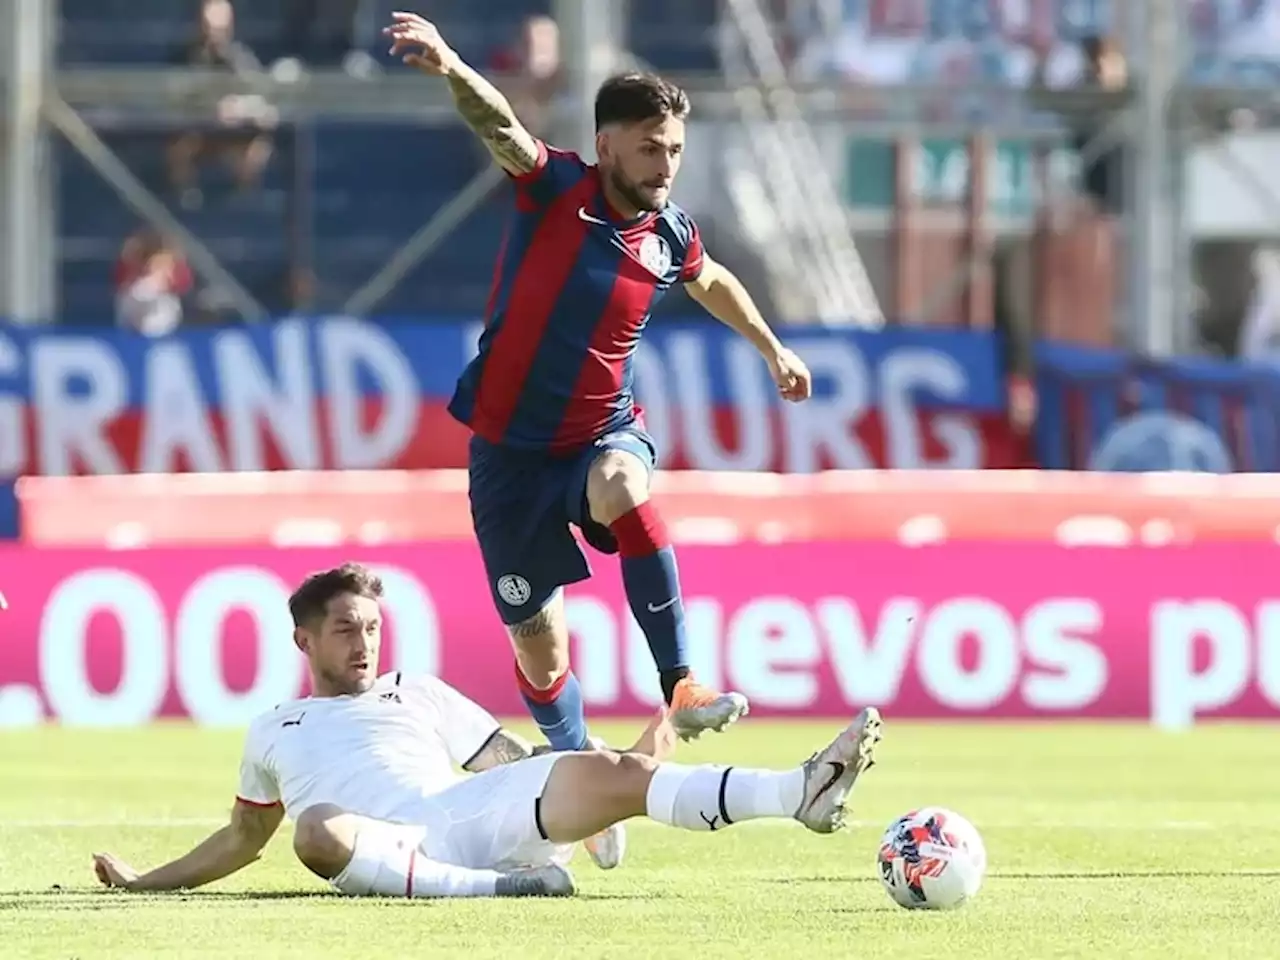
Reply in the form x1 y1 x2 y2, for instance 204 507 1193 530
509 607 556 639
446 65 539 174
464 728 534 773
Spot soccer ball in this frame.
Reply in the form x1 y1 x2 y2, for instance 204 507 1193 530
876 807 986 910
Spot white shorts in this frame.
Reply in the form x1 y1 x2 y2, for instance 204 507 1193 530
417 753 574 871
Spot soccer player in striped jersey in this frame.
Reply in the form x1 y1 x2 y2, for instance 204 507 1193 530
384 13 814 866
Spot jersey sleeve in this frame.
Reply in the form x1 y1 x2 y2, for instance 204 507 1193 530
509 139 588 210
678 213 706 283
411 675 502 768
235 723 281 807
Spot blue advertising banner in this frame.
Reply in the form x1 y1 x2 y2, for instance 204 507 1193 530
1035 341 1280 472
0 318 1018 535
2 316 1277 539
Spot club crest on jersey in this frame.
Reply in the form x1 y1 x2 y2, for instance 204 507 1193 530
638 234 673 279
379 691 402 704
496 574 532 606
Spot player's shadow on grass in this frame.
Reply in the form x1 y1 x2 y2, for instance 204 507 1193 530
1 888 669 909
0 888 335 909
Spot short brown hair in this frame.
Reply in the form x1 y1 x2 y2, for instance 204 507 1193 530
289 562 384 628
594 72 690 130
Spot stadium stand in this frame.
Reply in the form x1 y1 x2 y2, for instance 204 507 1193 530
54 0 722 320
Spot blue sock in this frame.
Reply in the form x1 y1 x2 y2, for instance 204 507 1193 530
611 504 691 703
515 664 589 751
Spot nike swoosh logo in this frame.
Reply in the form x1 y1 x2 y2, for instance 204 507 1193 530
816 761 845 798
647 598 678 613
577 206 609 225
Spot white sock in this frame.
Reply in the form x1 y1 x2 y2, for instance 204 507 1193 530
331 826 501 899
645 763 805 831
721 766 806 822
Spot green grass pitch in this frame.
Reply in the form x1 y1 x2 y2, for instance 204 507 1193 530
1 720 1277 959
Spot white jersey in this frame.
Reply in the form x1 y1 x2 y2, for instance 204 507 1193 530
235 671 500 824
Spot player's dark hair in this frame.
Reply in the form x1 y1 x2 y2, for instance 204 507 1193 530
289 562 384 628
594 72 690 130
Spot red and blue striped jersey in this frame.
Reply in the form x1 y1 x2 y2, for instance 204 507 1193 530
447 139 705 452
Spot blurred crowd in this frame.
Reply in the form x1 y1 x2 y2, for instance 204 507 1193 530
111 0 572 335
92 0 1280 369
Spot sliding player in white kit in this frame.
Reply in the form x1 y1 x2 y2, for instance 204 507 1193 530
92 563 883 899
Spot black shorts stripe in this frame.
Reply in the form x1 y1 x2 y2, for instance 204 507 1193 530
718 767 734 825
534 796 549 841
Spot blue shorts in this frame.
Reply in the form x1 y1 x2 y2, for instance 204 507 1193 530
468 426 658 625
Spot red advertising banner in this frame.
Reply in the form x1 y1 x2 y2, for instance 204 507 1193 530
17 470 1280 547
1 543 1275 729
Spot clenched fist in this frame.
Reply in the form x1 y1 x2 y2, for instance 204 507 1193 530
767 346 813 403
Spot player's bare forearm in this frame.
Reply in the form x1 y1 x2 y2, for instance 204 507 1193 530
444 62 539 175
386 13 535 174
684 257 783 359
463 728 537 773
124 826 265 892
111 801 282 892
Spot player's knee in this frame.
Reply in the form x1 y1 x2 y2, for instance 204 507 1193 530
292 803 355 879
539 750 658 840
514 644 570 690
615 751 658 782
599 751 659 809
586 452 649 526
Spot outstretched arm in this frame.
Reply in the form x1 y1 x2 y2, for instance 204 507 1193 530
685 255 813 402
444 62 541 176
93 800 283 892
384 11 540 176
685 256 785 358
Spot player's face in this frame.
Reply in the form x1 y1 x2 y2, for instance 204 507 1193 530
298 593 383 696
599 115 685 213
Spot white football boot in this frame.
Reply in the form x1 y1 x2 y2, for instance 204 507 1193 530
793 707 883 834
495 863 577 897
581 736 626 870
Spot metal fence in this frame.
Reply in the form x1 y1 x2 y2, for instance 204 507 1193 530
2 0 1279 363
